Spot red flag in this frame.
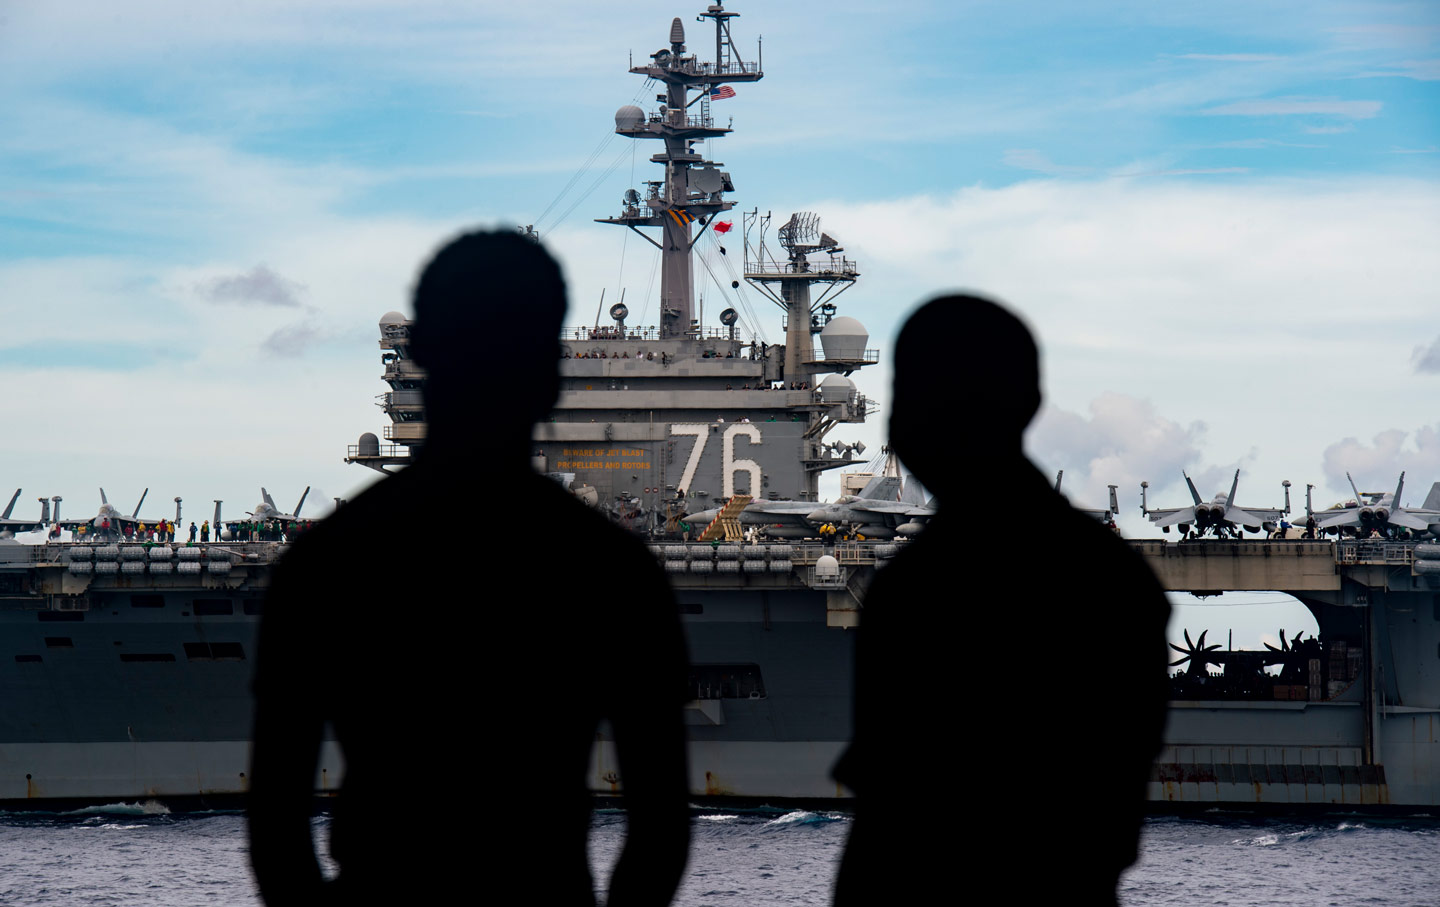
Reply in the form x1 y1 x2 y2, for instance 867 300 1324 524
713 221 733 234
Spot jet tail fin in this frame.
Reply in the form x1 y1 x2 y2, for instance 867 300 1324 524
858 475 902 501
131 488 148 519
1394 472 1406 509
293 487 311 518
1425 482 1440 513
900 477 928 507
1184 471 1203 505
2 489 19 520
1226 469 1240 507
1054 470 1063 492
1108 485 1119 516
262 487 277 510
1346 472 1364 507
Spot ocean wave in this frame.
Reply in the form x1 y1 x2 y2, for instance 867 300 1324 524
62 800 171 817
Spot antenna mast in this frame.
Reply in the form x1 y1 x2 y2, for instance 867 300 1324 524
596 2 763 339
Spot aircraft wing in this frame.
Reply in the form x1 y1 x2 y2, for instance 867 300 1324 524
1225 507 1282 525
747 501 818 514
1148 507 1196 528
1390 510 1431 531
1314 507 1359 530
848 500 915 515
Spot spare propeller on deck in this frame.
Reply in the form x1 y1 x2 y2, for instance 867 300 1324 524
1169 628 1223 670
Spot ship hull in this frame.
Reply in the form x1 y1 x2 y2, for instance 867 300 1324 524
3 540 1437 812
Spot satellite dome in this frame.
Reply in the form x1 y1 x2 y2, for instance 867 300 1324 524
615 105 645 130
379 311 408 327
815 554 840 577
817 374 856 404
357 432 380 457
818 316 868 360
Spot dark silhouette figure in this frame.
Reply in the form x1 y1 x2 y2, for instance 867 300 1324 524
831 295 1171 906
249 231 691 905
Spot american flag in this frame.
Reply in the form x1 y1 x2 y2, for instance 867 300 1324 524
709 85 736 100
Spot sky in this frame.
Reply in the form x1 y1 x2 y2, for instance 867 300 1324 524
2 0 1438 648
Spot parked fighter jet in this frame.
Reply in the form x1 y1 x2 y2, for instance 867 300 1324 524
1309 472 1440 538
1054 471 1119 522
807 474 936 538
61 488 159 537
248 487 311 525
1140 471 1290 538
683 474 933 539
0 489 47 538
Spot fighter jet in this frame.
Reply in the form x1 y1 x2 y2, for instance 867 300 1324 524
1140 470 1290 538
0 489 50 539
1054 471 1119 522
682 474 934 539
247 487 311 526
1309 472 1440 538
62 488 159 537
807 474 936 538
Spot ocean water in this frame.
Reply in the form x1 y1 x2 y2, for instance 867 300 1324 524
1 805 1436 906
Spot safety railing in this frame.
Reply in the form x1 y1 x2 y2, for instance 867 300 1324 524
1335 540 1415 566
561 326 754 343
745 258 859 278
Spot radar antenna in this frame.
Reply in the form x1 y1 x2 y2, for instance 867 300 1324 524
743 210 862 381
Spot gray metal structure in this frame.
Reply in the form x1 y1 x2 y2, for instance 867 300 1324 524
0 3 1436 813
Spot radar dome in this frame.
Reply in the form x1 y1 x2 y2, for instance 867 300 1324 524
379 311 408 327
357 432 380 457
818 316 868 361
817 375 856 404
615 105 645 130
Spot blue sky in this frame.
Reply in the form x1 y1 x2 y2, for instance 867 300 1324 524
2 0 1438 644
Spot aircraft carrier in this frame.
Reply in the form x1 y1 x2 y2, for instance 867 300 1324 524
1 2 1436 811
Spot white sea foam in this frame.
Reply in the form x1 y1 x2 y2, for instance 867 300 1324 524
62 800 171 817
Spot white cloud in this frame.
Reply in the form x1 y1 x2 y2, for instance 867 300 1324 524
1322 427 1440 492
1202 97 1383 118
1003 149 1090 176
1026 392 1207 509
198 265 306 307
1176 53 1285 63
1415 337 1440 373
1355 59 1440 81
261 322 326 358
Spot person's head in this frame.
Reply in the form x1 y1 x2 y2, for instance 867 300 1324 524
409 230 568 439
890 294 1040 493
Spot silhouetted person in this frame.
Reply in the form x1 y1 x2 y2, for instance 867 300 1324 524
250 230 691 905
831 295 1170 906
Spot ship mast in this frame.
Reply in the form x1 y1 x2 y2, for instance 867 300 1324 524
598 2 762 339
